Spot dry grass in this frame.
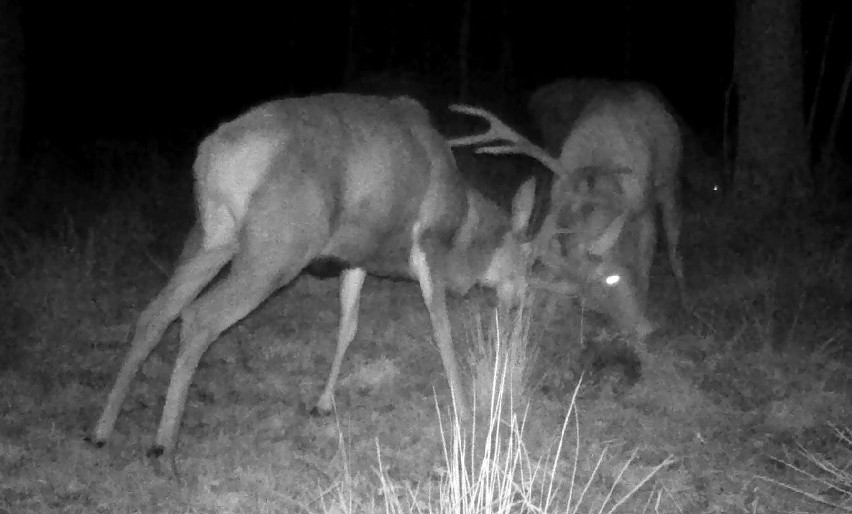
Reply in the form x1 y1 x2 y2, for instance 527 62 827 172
757 424 852 512
1 144 851 513
322 306 677 513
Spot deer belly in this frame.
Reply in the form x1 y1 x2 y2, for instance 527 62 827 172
319 225 417 280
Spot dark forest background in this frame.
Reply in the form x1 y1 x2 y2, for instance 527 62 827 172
0 0 849 214
1 3 851 511
13 1 841 136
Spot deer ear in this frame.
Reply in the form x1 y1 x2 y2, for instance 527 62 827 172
511 177 536 234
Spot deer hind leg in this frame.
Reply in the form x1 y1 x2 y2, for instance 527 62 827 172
150 180 329 458
313 267 368 415
90 226 237 445
149 235 316 458
409 230 469 421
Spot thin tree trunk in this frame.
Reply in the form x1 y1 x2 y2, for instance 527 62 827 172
343 0 358 84
497 0 514 103
806 13 835 155
458 0 473 102
734 0 808 209
385 3 402 71
818 50 852 167
623 0 633 76
0 0 25 214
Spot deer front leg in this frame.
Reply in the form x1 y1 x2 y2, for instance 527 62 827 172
409 236 470 422
313 267 367 415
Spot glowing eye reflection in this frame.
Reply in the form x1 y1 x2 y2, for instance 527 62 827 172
604 273 621 286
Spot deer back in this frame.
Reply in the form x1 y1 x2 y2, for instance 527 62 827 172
529 79 682 214
195 93 530 296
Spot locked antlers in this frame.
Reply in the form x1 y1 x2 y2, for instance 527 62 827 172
447 105 568 179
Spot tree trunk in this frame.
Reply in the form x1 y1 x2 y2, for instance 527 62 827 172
622 0 633 76
817 49 852 170
497 0 514 104
458 0 473 102
342 0 358 84
0 0 26 214
734 0 808 210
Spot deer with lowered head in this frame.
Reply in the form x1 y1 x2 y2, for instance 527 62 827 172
446 104 650 342
88 93 547 461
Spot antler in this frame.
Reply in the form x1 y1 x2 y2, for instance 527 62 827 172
447 104 569 179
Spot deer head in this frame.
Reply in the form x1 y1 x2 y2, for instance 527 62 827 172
446 103 656 340
529 79 686 310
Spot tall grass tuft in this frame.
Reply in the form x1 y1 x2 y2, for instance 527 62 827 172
367 301 676 513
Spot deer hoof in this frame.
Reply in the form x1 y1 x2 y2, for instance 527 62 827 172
308 405 332 417
309 394 334 416
146 446 166 459
146 449 181 481
83 436 106 448
580 341 643 387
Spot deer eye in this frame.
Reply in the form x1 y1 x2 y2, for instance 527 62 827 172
588 259 624 288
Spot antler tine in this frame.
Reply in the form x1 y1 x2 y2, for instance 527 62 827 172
446 105 505 147
446 105 516 146
447 104 569 178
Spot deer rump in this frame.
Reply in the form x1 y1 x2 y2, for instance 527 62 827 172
529 79 685 340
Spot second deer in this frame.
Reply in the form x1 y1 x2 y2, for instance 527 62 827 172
447 103 654 340
529 79 686 313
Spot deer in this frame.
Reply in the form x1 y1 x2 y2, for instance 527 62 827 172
528 79 686 315
87 93 541 461
447 82 686 351
450 79 691 346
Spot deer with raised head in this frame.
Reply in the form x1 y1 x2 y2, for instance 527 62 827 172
88 93 538 460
